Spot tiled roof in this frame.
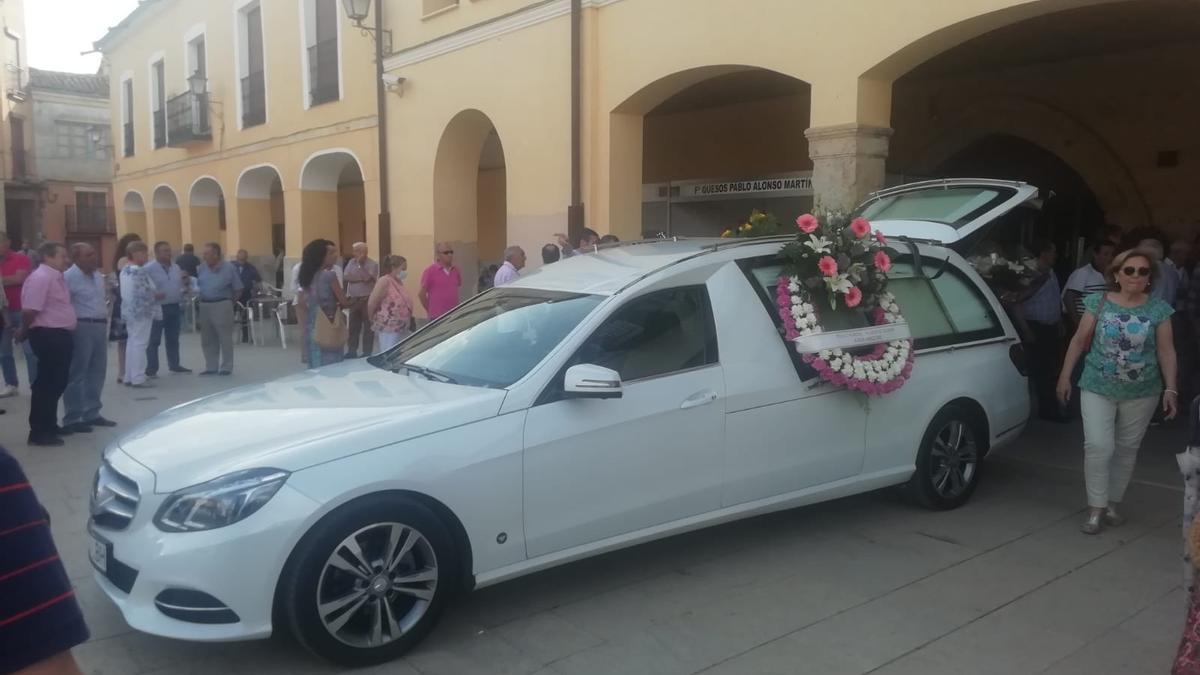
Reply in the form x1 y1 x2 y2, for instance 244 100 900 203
28 68 109 98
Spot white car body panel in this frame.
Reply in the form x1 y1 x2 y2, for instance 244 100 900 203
91 234 1030 645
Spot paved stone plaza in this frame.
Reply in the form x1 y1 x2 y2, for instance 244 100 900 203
0 332 1190 674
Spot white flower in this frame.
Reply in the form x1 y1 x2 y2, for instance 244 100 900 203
825 274 853 295
804 235 833 254
788 280 800 293
802 303 815 314
832 348 844 357
841 364 853 376
819 349 832 360
791 294 803 305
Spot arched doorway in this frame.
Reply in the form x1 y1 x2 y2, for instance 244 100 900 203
433 109 506 298
299 149 368 263
121 190 148 240
608 66 812 240
150 185 182 248
235 164 285 257
937 134 1104 273
188 177 226 252
885 0 1198 242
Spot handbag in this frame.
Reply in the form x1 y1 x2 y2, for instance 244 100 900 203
313 308 348 349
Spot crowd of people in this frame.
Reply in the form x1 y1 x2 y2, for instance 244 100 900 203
0 231 255 446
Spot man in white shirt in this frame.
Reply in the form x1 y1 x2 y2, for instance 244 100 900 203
492 246 526 287
1063 240 1115 331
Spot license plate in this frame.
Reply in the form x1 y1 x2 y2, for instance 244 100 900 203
88 535 108 573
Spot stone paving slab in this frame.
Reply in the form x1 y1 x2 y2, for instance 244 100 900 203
0 334 1190 675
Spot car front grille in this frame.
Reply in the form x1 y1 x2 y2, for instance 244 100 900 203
90 458 141 530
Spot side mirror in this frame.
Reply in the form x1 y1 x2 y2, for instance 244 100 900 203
564 364 623 400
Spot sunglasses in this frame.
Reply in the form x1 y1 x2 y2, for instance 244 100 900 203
439 250 454 255
1121 266 1151 277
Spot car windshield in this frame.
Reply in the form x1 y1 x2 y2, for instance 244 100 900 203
371 288 603 389
856 186 1012 227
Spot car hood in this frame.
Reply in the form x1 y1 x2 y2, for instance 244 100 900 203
118 359 507 493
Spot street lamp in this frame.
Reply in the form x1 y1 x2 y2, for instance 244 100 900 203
187 71 207 96
341 0 394 256
340 0 371 26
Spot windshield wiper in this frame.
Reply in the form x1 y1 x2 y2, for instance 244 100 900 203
396 363 458 384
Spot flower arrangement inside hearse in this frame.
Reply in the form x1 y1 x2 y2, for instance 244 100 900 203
729 210 915 396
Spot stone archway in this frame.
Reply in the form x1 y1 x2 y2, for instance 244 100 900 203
188 176 226 252
902 96 1148 227
606 65 812 240
433 109 506 299
235 163 286 258
298 149 369 261
150 185 182 248
121 190 148 239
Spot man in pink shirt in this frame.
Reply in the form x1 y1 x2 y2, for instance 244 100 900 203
16 242 77 447
419 242 462 321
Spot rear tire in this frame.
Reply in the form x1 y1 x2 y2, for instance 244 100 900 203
908 405 983 510
280 494 457 667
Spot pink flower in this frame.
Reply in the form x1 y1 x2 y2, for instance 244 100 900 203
874 251 892 273
850 218 871 239
845 286 863 308
818 256 838 277
796 214 819 234
874 230 888 245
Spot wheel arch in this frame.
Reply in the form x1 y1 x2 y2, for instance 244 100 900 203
942 396 991 455
271 489 477 631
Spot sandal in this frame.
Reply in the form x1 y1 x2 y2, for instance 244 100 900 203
1081 511 1103 535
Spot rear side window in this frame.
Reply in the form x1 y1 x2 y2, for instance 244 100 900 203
737 254 1003 353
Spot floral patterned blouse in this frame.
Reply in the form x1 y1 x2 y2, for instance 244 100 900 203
1078 292 1173 400
119 264 162 323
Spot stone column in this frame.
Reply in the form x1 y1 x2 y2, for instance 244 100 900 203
805 123 893 213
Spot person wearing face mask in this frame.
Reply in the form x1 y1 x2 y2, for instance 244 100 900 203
368 255 414 353
1057 247 1179 534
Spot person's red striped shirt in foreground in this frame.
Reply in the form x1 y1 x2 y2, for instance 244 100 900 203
0 447 89 675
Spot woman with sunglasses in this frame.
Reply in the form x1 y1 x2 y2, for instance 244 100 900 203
1057 248 1179 534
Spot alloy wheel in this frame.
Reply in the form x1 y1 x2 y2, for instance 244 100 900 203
315 522 439 649
929 420 978 499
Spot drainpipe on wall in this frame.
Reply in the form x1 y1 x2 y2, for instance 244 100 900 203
374 0 392 257
567 0 583 243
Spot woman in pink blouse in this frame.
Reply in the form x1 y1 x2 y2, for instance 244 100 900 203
368 255 413 354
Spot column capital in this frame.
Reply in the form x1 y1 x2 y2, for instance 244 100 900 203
805 123 894 161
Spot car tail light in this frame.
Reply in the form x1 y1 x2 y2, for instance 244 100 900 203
1009 343 1029 376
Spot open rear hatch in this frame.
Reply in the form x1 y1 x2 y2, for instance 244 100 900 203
854 179 1040 255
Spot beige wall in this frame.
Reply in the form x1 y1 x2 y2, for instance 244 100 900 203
477 168 507 265
336 183 366 254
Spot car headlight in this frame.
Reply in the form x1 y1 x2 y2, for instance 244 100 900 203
154 468 290 533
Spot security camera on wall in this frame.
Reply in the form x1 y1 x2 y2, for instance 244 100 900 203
381 74 406 96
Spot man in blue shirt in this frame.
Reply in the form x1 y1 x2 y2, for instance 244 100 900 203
62 243 117 432
145 241 191 377
1017 240 1066 422
196 242 242 375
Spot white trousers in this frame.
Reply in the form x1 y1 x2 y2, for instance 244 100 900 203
1080 390 1159 508
374 329 411 354
124 317 153 385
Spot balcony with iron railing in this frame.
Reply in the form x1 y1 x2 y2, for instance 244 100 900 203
241 72 266 128
153 108 166 149
66 204 116 234
123 121 134 157
308 38 339 106
166 91 212 146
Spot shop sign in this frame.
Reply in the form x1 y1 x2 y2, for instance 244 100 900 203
676 174 813 200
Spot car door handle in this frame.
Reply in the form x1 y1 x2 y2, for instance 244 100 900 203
680 390 718 409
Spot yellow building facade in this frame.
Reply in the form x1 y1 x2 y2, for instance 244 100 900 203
98 0 383 281
101 0 1200 309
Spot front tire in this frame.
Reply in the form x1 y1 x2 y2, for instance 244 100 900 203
280 495 457 667
908 405 983 510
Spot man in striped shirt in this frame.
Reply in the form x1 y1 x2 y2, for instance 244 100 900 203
0 447 89 674
1063 240 1116 332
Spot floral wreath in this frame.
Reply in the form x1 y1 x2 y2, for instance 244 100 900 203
747 211 915 396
